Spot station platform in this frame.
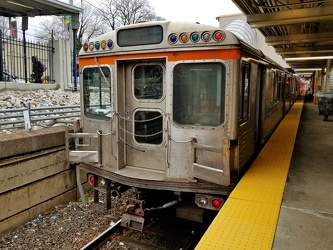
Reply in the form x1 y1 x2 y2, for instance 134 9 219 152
196 94 333 250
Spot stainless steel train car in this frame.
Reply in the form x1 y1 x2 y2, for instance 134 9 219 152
67 21 300 228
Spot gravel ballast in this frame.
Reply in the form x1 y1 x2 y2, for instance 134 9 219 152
0 89 80 134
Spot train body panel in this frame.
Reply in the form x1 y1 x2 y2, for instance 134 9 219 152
69 21 300 220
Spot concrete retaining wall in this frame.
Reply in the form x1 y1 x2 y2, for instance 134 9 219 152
0 127 89 235
0 127 66 158
0 82 60 91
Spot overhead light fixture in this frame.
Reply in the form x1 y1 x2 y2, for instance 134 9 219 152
285 56 333 61
294 73 313 77
294 72 314 75
294 68 322 71
6 0 34 9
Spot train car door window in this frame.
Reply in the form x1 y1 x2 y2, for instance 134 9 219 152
134 65 163 100
83 66 112 120
277 73 283 101
285 76 291 97
134 110 163 144
273 71 282 102
125 62 166 171
269 70 276 104
239 62 250 122
132 64 164 145
173 62 225 127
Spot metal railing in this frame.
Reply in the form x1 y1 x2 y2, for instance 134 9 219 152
0 104 80 131
1 30 54 83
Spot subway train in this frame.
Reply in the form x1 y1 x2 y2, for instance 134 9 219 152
68 21 300 229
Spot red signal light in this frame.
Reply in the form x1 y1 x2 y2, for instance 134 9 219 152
215 32 222 40
212 198 222 208
213 31 225 42
88 175 95 185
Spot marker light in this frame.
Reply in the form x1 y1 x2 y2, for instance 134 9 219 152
169 33 178 44
201 31 211 42
213 31 224 41
101 40 107 50
88 175 95 185
212 198 222 208
83 43 89 51
107 39 113 49
100 178 106 186
180 33 189 43
95 41 100 50
89 42 94 51
191 32 200 42
197 195 208 206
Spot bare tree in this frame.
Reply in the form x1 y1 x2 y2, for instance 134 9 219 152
33 0 107 52
0 16 10 36
96 0 118 30
98 0 165 30
76 1 108 51
34 16 68 41
32 0 164 51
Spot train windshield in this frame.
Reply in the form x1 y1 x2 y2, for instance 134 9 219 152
173 62 225 126
82 66 112 120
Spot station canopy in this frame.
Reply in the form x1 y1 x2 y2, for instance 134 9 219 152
0 0 82 17
232 0 333 73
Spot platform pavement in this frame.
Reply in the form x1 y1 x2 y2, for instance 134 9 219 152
272 95 333 250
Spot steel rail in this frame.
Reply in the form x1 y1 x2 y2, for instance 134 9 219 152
80 219 122 250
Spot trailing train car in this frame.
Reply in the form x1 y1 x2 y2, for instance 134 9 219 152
68 21 299 228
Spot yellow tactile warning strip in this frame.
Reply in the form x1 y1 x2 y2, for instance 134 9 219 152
195 99 304 250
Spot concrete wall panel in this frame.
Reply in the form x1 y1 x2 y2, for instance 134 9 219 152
0 127 66 159
0 189 77 235
0 150 68 193
0 169 75 221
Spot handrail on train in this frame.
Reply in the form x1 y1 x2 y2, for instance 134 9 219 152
66 129 102 165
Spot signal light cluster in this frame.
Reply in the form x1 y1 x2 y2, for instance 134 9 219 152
83 39 114 52
82 29 226 52
168 30 226 44
195 194 224 210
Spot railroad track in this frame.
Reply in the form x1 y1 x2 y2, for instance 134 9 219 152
79 210 210 250
80 219 122 250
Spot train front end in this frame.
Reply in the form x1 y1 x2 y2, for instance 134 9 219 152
69 21 242 226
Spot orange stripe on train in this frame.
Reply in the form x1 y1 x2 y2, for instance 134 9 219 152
79 49 241 66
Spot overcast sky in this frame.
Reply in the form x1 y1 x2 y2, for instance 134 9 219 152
148 0 241 26
60 0 241 27
26 0 241 39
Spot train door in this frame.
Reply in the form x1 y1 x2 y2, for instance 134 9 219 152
237 60 258 173
255 63 265 147
284 75 292 113
123 62 166 171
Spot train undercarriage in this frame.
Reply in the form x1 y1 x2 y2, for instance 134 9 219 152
74 162 231 231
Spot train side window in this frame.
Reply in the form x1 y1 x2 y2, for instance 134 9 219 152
268 70 283 104
133 64 163 100
82 66 112 120
173 62 225 127
239 62 250 122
